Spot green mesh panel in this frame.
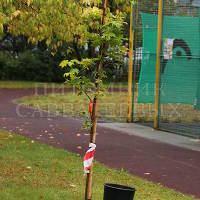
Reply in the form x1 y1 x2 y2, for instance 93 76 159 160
138 13 200 105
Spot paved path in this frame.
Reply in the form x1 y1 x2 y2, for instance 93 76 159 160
99 123 200 152
0 88 200 198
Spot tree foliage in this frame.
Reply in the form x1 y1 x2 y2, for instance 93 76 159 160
0 0 88 49
0 0 129 47
0 0 128 125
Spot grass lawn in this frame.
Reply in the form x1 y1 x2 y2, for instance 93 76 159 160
18 92 128 122
19 91 200 123
0 80 128 89
0 129 197 200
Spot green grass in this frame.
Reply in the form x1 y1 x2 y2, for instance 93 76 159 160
105 82 128 89
19 91 200 123
18 92 128 122
0 80 128 89
0 129 198 200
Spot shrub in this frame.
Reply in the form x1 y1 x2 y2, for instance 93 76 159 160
0 47 127 82
0 50 66 82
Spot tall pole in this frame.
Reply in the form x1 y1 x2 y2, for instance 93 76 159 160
154 0 163 129
127 1 135 123
198 5 200 82
85 0 107 199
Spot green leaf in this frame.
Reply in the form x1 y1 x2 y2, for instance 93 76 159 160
0 24 3 33
63 72 70 77
59 60 69 68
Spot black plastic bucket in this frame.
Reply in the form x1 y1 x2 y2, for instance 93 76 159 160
103 183 136 200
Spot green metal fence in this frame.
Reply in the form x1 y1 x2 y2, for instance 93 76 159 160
132 0 200 138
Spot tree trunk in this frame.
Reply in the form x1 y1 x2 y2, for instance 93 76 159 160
88 39 95 58
85 0 107 199
73 40 81 61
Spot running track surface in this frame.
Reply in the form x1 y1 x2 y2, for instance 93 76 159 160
0 88 200 198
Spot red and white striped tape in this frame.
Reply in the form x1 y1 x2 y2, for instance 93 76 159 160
83 143 96 174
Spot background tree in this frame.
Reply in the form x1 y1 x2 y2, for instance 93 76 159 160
0 0 130 82
0 0 128 199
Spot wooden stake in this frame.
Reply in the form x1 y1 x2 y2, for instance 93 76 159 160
85 0 107 199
